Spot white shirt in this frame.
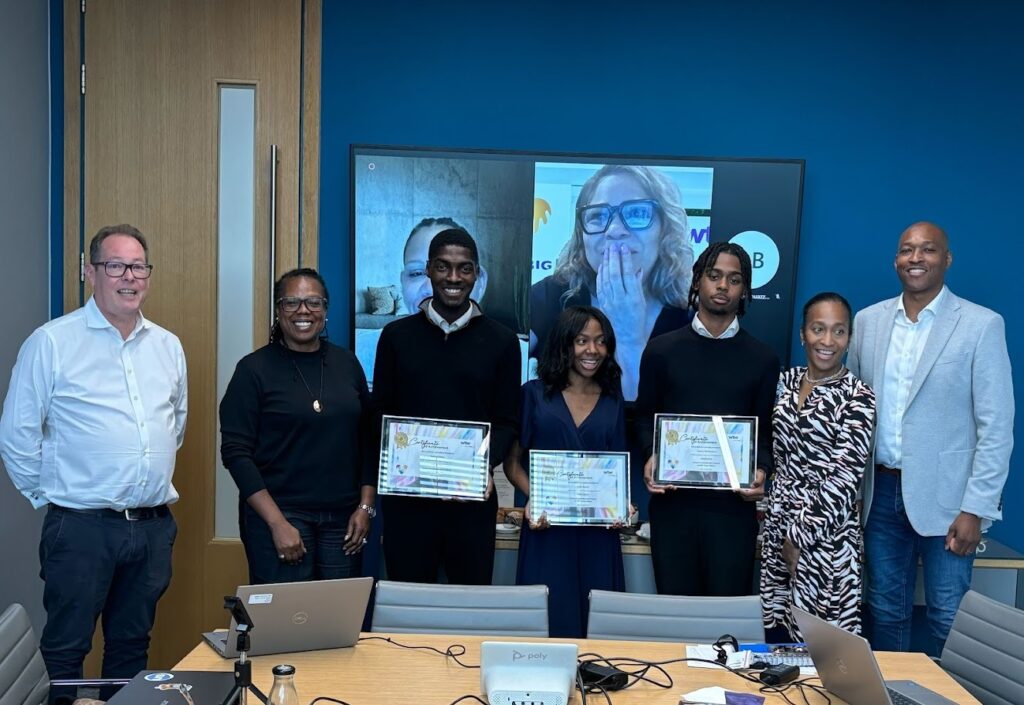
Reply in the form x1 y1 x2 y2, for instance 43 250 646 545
692 312 740 339
423 298 481 335
0 297 187 510
875 286 947 468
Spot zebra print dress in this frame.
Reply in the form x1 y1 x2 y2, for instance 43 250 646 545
760 367 876 639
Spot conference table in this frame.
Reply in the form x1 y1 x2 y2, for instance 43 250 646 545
175 632 981 704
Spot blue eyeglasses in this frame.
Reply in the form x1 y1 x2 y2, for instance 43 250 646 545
578 199 659 235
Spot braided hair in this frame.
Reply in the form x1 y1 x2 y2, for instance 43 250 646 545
269 267 330 345
686 242 753 317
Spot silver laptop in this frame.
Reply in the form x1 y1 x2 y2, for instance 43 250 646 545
793 606 957 705
202 576 372 657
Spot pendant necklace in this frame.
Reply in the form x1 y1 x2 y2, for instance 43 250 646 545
804 365 846 388
290 353 325 413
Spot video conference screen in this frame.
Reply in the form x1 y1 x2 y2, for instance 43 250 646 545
351 145 804 400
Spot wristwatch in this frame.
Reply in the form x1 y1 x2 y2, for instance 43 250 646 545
358 503 377 519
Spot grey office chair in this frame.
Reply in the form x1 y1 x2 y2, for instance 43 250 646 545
371 581 549 637
586 589 765 643
940 590 1024 705
0 603 49 705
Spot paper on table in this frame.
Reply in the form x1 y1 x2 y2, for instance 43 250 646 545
680 686 727 704
680 688 766 705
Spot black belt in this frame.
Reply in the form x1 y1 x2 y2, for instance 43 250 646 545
875 464 901 476
50 504 170 521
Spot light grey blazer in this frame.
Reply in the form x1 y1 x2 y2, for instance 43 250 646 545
847 289 1014 537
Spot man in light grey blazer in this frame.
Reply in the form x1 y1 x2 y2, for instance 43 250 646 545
848 221 1014 656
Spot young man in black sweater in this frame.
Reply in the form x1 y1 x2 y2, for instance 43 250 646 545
373 229 521 584
636 242 779 596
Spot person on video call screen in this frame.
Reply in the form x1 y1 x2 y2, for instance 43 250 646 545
401 217 488 314
531 165 695 401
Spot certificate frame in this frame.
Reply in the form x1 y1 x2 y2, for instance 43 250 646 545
528 450 630 526
653 414 758 490
378 415 491 500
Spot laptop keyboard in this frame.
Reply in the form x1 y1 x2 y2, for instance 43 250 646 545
887 686 922 705
761 651 814 668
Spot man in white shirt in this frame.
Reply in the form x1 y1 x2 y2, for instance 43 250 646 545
848 221 1014 656
0 224 187 679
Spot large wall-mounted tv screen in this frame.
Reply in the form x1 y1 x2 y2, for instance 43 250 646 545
351 145 804 401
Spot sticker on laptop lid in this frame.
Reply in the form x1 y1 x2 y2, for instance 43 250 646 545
248 593 273 605
144 672 175 681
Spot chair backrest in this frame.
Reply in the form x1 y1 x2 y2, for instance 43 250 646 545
586 590 765 643
371 581 549 637
0 603 49 705
940 590 1024 705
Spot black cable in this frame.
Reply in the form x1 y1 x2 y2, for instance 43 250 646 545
576 651 831 705
446 696 488 705
357 635 479 668
309 698 353 705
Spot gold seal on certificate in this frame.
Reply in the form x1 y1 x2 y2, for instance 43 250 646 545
378 415 491 500
528 450 630 526
654 414 758 489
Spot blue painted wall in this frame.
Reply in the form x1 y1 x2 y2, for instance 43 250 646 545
320 0 1023 551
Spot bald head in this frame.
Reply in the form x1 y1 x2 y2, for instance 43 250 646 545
900 221 949 250
895 221 951 299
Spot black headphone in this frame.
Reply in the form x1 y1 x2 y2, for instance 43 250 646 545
712 634 740 665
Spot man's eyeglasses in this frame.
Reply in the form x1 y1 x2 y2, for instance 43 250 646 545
92 261 154 279
578 199 659 235
276 296 327 312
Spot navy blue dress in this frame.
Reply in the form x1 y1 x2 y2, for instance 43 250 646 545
516 379 627 638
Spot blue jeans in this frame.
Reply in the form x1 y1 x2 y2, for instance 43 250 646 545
38 505 176 679
864 472 973 656
240 504 361 584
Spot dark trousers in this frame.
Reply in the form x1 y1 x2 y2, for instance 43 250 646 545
240 504 362 584
38 505 176 679
648 490 759 596
381 493 497 584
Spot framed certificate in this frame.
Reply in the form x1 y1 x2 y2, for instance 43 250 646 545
528 450 630 526
653 414 758 489
378 415 491 500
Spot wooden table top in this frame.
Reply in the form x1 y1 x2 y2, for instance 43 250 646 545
176 632 980 704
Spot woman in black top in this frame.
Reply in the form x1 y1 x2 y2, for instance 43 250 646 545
220 268 376 583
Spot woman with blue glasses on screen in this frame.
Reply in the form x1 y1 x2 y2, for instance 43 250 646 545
530 164 694 401
505 306 630 638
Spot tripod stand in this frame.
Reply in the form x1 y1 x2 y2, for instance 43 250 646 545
220 598 268 705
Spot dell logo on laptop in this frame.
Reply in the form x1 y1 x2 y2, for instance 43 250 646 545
292 611 309 625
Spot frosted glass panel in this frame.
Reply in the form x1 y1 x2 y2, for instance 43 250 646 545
215 85 256 539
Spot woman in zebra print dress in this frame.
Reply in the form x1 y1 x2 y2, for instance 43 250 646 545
761 292 876 640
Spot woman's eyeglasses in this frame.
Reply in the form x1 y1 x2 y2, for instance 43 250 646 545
577 199 659 235
276 296 327 312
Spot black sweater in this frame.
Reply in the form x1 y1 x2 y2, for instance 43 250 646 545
372 312 521 468
220 342 375 509
635 325 780 476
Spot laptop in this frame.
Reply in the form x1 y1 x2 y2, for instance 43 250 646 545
202 576 372 657
793 606 958 705
105 671 235 704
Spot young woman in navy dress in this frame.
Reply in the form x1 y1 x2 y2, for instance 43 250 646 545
504 305 629 637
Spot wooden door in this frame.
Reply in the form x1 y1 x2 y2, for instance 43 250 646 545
62 0 321 670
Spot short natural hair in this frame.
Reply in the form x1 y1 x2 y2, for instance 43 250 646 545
801 291 852 332
687 242 753 317
89 224 149 263
553 165 693 308
537 305 622 397
427 228 479 264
